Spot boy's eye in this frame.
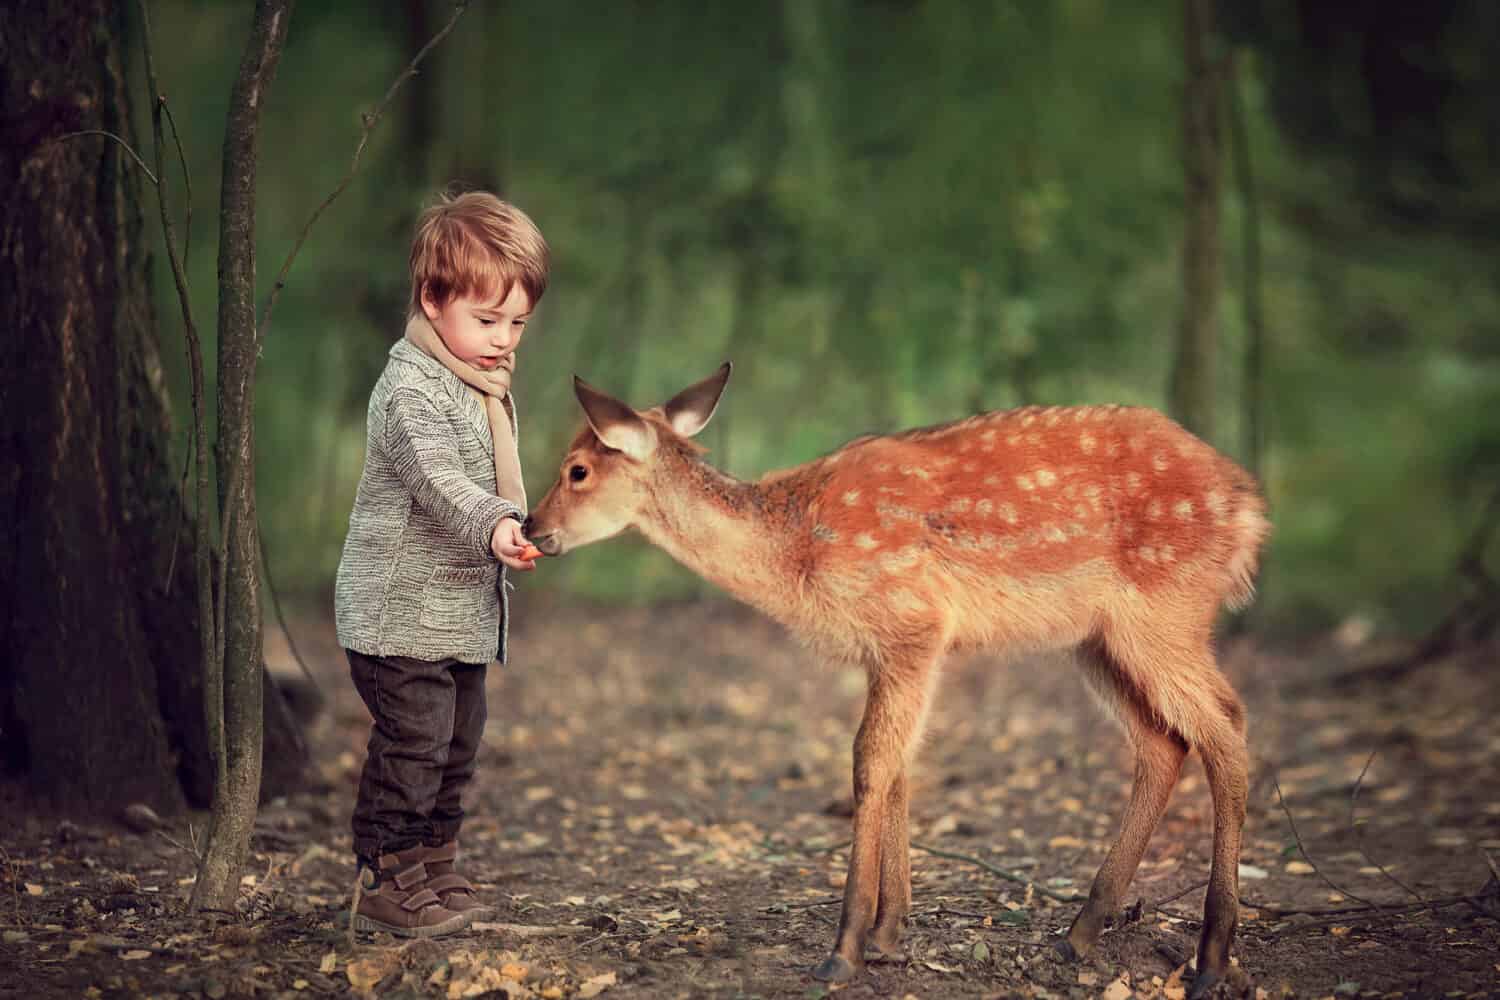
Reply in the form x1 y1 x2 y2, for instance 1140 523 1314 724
569 464 588 483
478 318 496 326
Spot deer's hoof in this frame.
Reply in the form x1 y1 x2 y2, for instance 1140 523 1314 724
1187 967 1222 1000
810 953 860 983
1052 937 1082 962
869 926 904 959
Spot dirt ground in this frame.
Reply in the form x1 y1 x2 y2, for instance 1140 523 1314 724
2 594 1498 999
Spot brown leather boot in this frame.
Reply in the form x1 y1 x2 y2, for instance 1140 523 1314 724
352 844 470 938
418 840 494 918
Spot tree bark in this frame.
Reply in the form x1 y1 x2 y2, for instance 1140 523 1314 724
0 0 305 820
1168 0 1224 443
191 0 294 913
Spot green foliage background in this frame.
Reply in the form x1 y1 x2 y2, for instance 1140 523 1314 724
132 1 1500 636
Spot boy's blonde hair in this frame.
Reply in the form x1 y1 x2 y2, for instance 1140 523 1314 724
408 191 550 317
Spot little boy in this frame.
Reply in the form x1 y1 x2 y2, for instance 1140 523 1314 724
334 190 548 937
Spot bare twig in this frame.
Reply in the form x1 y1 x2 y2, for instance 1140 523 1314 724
259 533 323 700
1272 773 1387 913
137 0 220 787
910 841 1084 903
0 846 22 928
1348 750 1424 902
257 0 472 341
55 130 158 185
469 922 592 938
160 100 193 269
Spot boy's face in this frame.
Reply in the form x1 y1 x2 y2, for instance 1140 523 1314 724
421 281 532 372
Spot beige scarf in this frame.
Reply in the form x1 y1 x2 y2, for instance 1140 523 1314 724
404 313 527 515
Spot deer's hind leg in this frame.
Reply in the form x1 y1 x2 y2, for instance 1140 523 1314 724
1061 636 1189 961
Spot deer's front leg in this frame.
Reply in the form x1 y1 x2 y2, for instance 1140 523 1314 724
869 769 911 957
812 668 929 983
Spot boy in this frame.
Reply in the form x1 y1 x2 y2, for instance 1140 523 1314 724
334 191 548 937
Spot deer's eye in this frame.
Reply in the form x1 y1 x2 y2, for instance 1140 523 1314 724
569 464 589 483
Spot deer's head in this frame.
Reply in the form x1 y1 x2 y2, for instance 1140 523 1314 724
524 363 731 555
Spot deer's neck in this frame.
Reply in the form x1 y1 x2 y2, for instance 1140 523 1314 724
637 451 806 617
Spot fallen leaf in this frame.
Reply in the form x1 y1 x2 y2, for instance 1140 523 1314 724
972 940 990 963
525 786 554 802
1102 977 1133 1000
121 950 151 961
1163 963 1188 1000
24 883 43 896
1283 860 1315 875
347 955 397 995
501 963 529 979
579 971 617 998
1048 835 1087 850
319 951 337 974
1237 863 1269 880
1329 925 1351 937
923 960 959 974
1078 971 1099 986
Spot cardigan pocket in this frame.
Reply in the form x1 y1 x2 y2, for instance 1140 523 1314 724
419 565 495 632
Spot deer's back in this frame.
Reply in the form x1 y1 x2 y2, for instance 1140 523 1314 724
780 404 1265 659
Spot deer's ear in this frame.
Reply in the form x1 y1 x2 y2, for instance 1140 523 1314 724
574 376 655 461
662 362 732 438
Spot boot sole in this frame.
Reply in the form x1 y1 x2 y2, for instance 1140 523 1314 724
352 910 472 938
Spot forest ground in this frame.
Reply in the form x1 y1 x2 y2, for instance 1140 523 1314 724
3 595 1498 999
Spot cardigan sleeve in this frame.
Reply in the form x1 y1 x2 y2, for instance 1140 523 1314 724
384 386 523 559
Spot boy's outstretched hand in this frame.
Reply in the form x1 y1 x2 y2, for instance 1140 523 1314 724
491 516 539 571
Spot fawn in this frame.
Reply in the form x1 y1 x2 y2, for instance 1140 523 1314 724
524 364 1269 998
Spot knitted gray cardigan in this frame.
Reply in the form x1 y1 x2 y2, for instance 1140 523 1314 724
335 339 524 664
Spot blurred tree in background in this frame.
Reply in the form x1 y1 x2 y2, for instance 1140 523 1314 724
131 0 1499 636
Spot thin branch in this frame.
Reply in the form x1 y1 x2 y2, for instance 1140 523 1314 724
1348 750 1424 903
160 100 193 270
55 130 158 185
257 0 472 341
910 841 1084 903
137 0 220 787
259 533 323 700
1272 773 1387 913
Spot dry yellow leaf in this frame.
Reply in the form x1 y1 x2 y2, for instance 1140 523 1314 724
501 963 529 980
319 951 337 974
579 971 617 998
24 884 43 896
1049 835 1087 850
1284 860 1315 875
1102 977 1133 1000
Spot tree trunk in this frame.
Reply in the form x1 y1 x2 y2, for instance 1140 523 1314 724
191 0 294 913
0 0 305 818
1168 0 1224 443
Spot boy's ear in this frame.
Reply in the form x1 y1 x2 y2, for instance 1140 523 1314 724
574 376 656 461
661 362 732 438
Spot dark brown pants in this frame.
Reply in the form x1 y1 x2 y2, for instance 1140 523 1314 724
347 649 488 863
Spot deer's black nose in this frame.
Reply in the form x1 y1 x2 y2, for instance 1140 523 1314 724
522 515 535 536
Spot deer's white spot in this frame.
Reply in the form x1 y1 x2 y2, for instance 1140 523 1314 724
842 489 862 506
1079 432 1097 454
1021 413 1036 427
1126 472 1144 494
854 533 880 551
1006 433 1023 447
1152 452 1170 473
998 502 1019 524
1045 524 1068 543
1205 490 1229 520
975 499 994 516
1147 499 1163 520
1073 503 1090 519
899 464 933 480
1159 544 1176 563
946 497 973 513
1129 435 1146 453
1016 474 1035 491
1035 468 1057 487
1174 499 1195 520
812 525 839 542
881 546 923 574
1138 545 1157 563
1068 521 1087 537
1074 408 1091 423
